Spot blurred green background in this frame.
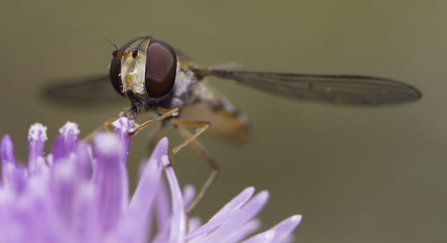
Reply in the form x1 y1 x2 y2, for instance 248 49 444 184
0 1 446 242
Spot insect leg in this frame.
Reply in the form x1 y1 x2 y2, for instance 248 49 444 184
80 118 118 143
168 118 219 215
127 107 179 136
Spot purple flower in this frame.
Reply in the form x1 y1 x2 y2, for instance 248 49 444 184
0 118 301 243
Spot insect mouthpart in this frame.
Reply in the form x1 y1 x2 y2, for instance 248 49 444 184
122 90 143 119
125 90 143 106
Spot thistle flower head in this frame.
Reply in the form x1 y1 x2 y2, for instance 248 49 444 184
0 118 301 243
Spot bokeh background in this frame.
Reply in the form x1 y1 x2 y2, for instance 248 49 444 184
0 1 446 242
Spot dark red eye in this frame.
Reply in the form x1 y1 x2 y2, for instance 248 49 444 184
145 39 177 98
109 40 134 96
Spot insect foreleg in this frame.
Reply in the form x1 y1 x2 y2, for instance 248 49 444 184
127 107 179 136
80 118 118 143
168 118 219 215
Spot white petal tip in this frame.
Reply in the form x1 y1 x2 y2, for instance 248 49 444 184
28 123 48 142
256 190 270 201
290 215 302 223
59 122 80 137
112 117 132 130
159 137 169 146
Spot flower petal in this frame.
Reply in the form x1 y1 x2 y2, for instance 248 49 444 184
185 187 255 241
3 162 27 193
28 123 47 174
52 159 77 227
223 219 261 243
1 135 15 165
34 156 49 176
163 155 186 243
193 191 269 243
74 143 93 179
112 117 132 164
93 132 127 233
1 135 16 186
73 183 101 243
188 217 202 235
209 187 255 222
151 177 171 243
20 172 68 242
182 184 196 210
53 122 80 163
51 137 65 163
241 215 302 243
59 122 80 156
121 138 167 240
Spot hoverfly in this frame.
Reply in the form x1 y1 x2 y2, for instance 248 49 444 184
43 37 422 214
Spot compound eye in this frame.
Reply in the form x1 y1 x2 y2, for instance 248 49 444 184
109 58 124 96
109 40 135 96
145 39 177 98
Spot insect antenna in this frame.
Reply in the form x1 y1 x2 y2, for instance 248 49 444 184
105 38 122 59
104 38 119 50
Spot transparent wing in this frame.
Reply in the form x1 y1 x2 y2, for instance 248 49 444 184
40 74 125 109
194 69 422 106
